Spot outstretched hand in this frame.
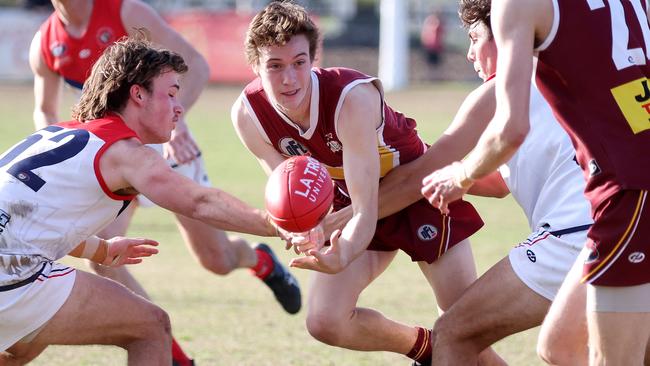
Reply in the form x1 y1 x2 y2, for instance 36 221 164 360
103 237 159 266
288 225 325 255
289 230 349 274
164 118 200 165
421 162 471 214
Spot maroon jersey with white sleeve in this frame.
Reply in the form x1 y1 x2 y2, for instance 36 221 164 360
535 0 650 210
241 67 425 193
240 67 484 263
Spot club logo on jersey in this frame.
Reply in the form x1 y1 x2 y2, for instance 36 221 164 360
588 159 601 177
96 27 114 46
628 252 646 263
78 49 91 59
417 224 438 241
279 137 309 156
50 42 66 58
526 249 537 263
0 209 10 234
325 133 342 153
611 77 650 134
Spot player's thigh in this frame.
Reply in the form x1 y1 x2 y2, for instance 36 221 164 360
308 250 398 314
29 270 168 347
434 257 550 344
419 239 477 310
589 310 650 363
538 253 587 350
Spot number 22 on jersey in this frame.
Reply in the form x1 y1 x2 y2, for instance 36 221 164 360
0 126 89 192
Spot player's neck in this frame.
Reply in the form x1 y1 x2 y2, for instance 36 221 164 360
54 0 93 38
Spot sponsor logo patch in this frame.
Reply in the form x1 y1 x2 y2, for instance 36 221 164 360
610 77 650 134
588 159 601 177
417 224 438 241
78 49 91 59
50 42 66 57
96 27 114 45
279 137 309 156
628 251 646 263
585 245 600 264
526 249 537 263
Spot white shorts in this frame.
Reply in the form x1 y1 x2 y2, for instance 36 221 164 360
138 144 211 208
0 262 76 351
509 227 587 300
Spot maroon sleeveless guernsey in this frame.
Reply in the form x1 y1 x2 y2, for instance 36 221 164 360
535 0 650 209
39 0 127 89
242 67 426 194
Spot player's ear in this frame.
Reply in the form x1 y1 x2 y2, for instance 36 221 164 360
130 84 145 104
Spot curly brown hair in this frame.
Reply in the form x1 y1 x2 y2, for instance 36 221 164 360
72 35 188 121
459 0 491 32
244 0 320 66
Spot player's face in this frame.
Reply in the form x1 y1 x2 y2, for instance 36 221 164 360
140 70 183 144
467 22 498 81
256 35 313 117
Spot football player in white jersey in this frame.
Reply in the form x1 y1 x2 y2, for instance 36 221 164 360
295 1 592 365
0 37 282 365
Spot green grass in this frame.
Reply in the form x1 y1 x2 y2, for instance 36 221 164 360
0 82 542 365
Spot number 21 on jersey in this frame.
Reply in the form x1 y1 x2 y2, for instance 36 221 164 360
588 0 650 133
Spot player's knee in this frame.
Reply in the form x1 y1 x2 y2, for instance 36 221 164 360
432 314 481 352
1 351 30 365
305 311 345 346
125 304 171 347
536 336 574 365
197 255 235 275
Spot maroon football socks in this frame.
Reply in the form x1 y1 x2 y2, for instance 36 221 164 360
406 327 432 365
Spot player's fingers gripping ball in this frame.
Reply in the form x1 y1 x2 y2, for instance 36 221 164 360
265 156 334 232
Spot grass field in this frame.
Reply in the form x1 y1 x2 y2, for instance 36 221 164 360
0 82 543 365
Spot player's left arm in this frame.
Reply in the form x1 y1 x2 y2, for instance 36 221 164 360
121 0 209 164
422 0 539 213
290 83 380 273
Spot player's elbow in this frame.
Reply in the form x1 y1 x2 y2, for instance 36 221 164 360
192 53 211 86
502 123 528 149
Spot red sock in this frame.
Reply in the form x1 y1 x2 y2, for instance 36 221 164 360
251 248 274 279
171 337 192 365
406 327 432 364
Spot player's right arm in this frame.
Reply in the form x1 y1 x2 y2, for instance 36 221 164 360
101 138 277 237
29 30 63 129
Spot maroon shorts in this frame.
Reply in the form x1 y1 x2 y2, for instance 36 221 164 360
333 191 484 263
582 190 650 286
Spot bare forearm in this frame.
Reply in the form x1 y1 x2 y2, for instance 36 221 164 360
341 212 377 262
464 122 525 181
193 189 275 236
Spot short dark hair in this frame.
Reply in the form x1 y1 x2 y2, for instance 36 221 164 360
459 0 491 32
